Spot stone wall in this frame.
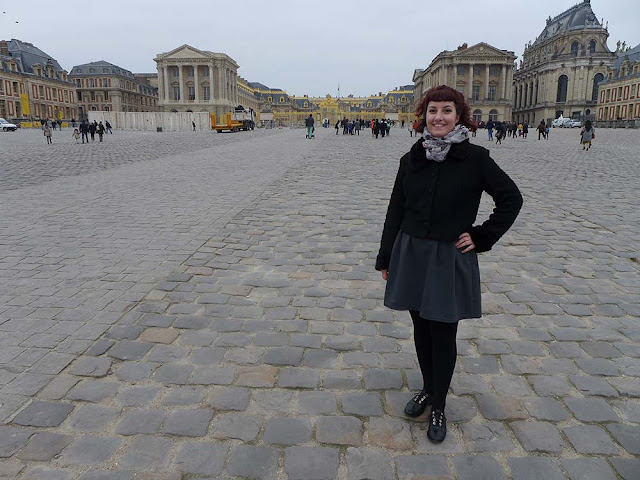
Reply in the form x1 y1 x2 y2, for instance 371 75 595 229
88 111 211 131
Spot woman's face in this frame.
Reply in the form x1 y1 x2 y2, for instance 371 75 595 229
426 101 460 137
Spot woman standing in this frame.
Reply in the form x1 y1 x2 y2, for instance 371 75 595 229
376 85 522 443
44 124 53 144
580 120 595 151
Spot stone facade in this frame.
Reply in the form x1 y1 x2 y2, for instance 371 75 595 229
237 77 260 114
69 61 158 120
413 42 516 123
155 44 238 117
596 43 640 127
0 39 77 121
512 0 615 125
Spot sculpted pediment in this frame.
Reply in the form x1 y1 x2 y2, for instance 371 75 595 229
159 44 210 60
454 42 512 59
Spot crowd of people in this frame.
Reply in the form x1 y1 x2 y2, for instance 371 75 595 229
39 118 113 145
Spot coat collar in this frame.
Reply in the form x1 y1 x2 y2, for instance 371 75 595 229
408 138 471 171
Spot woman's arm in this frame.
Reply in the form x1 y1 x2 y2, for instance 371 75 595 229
375 159 406 270
469 153 523 253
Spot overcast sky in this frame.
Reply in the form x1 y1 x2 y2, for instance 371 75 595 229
2 0 638 97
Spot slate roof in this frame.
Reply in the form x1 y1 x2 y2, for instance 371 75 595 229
1 39 70 82
69 60 135 79
613 43 640 71
533 1 603 46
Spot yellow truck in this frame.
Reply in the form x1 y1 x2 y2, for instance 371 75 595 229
210 107 256 133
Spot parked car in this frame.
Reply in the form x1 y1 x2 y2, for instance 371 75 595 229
568 120 582 128
551 117 572 128
0 118 18 131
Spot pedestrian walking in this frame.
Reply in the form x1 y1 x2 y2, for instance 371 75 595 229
97 121 105 142
44 124 53 144
80 120 89 144
537 120 546 140
486 119 494 141
580 120 595 151
105 121 113 134
89 121 97 141
335 119 340 135
376 85 522 444
72 128 81 143
355 120 361 135
522 122 529 139
192 121 196 131
305 114 314 139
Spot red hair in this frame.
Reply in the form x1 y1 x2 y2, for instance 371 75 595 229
414 85 477 133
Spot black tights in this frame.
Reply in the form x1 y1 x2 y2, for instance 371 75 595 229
410 311 458 411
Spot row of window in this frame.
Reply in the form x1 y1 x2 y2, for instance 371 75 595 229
0 98 76 119
514 74 605 109
598 103 640 120
170 66 211 78
0 79 76 104
172 86 211 101
600 83 640 103
472 109 500 122
74 77 153 93
456 65 504 77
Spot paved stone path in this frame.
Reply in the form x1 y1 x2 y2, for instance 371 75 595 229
0 126 638 479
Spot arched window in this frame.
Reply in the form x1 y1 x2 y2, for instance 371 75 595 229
557 75 568 102
571 42 579 54
592 73 604 101
267 96 272 102
489 109 498 121
279 97 285 103
472 109 482 123
589 40 596 53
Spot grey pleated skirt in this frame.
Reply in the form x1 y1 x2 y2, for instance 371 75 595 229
384 232 482 323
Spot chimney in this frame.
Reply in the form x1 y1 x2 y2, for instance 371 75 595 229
0 41 9 56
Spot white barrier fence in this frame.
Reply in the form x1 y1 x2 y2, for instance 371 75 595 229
87 111 212 132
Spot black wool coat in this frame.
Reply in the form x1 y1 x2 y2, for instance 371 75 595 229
375 138 523 271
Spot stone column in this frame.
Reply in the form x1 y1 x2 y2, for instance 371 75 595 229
208 65 214 102
157 65 164 104
467 63 474 100
194 64 199 102
178 64 184 103
501 64 507 99
218 65 224 100
485 64 490 99
452 63 457 90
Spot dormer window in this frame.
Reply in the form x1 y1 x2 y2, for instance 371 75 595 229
267 96 272 102
304 102 308 107
280 97 285 103
401 96 406 102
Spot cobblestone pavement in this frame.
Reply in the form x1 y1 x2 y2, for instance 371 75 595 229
0 126 639 479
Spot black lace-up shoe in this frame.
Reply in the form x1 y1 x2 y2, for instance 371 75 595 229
404 390 431 417
427 409 447 443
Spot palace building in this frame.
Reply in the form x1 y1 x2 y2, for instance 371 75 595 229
413 42 516 123
253 85 415 125
512 0 615 125
69 61 158 119
0 39 78 121
154 44 238 117
596 43 640 126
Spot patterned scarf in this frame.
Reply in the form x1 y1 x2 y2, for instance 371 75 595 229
421 124 470 162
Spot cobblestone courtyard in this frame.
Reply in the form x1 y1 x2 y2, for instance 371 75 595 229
0 126 639 479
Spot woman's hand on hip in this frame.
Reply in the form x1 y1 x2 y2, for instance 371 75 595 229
456 233 476 253
381 269 388 281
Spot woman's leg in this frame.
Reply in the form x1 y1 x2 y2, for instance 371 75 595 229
429 319 459 411
409 310 433 395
